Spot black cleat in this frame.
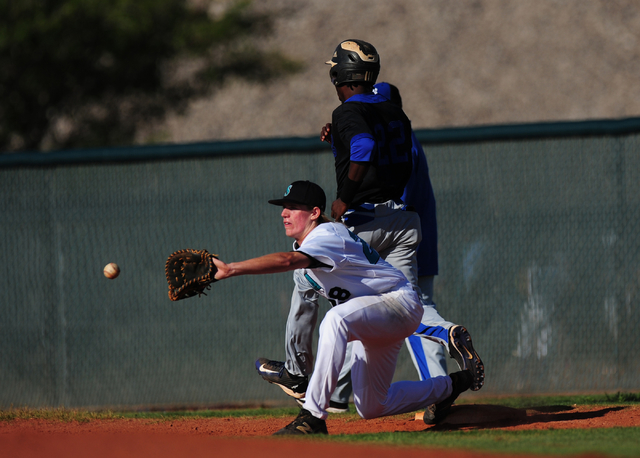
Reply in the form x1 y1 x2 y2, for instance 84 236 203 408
447 325 484 391
423 370 473 425
255 358 308 399
422 404 437 424
273 409 328 435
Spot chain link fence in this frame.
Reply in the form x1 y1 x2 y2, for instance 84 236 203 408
1 120 639 408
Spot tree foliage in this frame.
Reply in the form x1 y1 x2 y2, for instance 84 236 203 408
0 0 302 152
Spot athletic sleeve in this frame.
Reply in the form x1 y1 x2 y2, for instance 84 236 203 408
297 251 332 269
350 133 376 162
334 104 375 164
296 225 347 271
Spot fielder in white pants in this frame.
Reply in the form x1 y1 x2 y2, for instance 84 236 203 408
215 181 482 434
284 201 450 409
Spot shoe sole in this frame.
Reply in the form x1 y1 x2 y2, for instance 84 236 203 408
273 423 328 435
422 404 437 425
448 326 485 391
255 360 307 399
270 382 306 399
326 407 348 413
296 398 348 414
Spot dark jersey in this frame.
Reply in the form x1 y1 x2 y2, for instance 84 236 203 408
331 92 413 206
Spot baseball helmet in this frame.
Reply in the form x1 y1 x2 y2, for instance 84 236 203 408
326 39 380 86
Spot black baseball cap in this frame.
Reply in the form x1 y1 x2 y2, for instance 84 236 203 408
268 180 327 212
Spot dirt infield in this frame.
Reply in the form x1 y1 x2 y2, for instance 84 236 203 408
2 404 638 458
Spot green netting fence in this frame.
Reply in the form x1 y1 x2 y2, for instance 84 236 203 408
1 118 639 409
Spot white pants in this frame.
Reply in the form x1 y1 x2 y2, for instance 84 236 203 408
346 202 449 380
284 201 450 400
303 286 452 420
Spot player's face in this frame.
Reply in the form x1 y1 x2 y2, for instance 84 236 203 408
281 203 316 243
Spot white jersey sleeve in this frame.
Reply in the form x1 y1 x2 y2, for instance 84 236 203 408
295 222 410 306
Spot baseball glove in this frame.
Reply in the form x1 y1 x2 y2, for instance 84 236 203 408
165 249 218 301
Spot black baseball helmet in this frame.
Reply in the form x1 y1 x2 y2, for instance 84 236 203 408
326 39 380 87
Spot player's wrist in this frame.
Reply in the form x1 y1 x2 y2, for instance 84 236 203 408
339 177 359 205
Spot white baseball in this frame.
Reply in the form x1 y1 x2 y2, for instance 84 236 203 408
103 262 120 279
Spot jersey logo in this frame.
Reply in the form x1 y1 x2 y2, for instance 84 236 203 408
347 231 380 264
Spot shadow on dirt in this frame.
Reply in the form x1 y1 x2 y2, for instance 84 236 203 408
426 404 627 431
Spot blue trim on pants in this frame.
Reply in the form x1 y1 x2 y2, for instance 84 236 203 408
415 324 449 342
407 334 431 380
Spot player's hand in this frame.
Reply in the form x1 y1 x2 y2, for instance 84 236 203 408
331 198 349 221
320 123 332 143
211 256 230 280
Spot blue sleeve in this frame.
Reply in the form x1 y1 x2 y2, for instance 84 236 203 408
350 133 375 162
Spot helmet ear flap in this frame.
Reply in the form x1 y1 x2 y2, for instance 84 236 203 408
330 69 339 86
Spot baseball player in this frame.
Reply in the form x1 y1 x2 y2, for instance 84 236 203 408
212 180 483 434
256 40 463 411
374 81 449 381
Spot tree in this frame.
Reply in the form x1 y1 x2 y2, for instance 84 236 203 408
0 0 302 152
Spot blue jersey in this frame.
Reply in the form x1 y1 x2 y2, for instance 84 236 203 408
402 132 438 276
373 82 438 277
331 92 413 206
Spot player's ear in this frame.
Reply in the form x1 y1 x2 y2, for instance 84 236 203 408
311 206 322 220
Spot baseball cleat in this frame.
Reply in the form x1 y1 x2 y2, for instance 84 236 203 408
423 370 473 425
273 408 328 435
255 358 308 399
421 404 437 424
447 325 484 391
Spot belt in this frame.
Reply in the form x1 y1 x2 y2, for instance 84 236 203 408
342 201 409 227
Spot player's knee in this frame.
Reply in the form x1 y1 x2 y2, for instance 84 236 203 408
319 309 347 338
354 401 384 420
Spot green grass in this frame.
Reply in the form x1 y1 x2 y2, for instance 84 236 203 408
0 407 124 422
0 405 301 422
467 391 640 409
329 428 640 457
2 393 640 456
118 406 298 420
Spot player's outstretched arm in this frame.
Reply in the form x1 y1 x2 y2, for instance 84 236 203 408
212 251 311 280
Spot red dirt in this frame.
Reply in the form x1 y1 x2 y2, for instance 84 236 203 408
1 404 638 458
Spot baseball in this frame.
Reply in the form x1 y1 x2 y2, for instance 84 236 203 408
103 262 120 279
